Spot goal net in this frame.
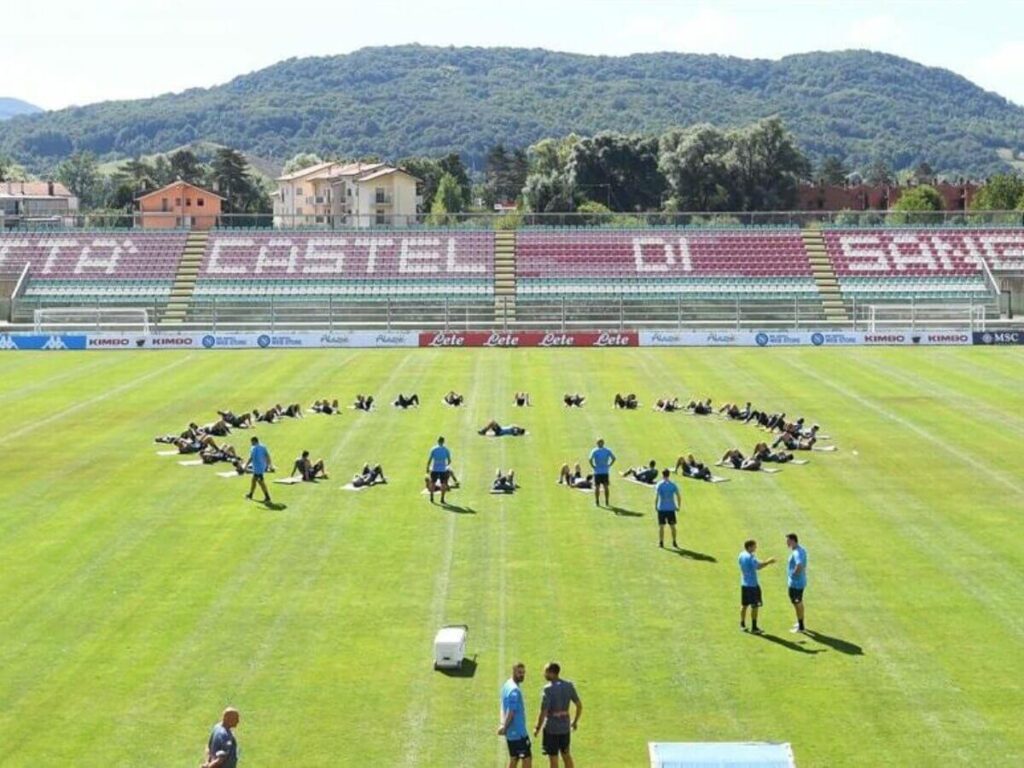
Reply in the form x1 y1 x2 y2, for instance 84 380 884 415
861 303 987 332
33 307 151 333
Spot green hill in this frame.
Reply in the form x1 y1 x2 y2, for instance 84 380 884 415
0 97 42 121
2 46 1022 176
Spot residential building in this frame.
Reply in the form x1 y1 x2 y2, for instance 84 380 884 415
273 161 420 228
135 180 223 229
797 181 978 212
0 181 78 227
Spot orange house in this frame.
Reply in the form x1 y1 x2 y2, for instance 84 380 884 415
135 180 223 229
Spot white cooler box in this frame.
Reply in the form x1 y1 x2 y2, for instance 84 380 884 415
433 624 468 669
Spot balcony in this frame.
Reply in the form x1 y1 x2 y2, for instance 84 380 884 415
374 193 393 205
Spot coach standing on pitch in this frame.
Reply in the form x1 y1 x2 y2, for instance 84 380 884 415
245 436 272 505
654 468 681 549
202 707 240 768
534 662 582 768
739 539 775 634
426 435 452 505
786 533 808 633
588 438 616 507
498 663 532 767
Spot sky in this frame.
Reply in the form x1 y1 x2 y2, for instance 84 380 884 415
3 0 1023 110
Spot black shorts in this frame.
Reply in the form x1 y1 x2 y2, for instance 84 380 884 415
506 736 532 759
788 587 805 604
430 470 449 485
594 473 609 486
657 509 677 525
542 732 571 756
741 586 763 607
252 472 264 481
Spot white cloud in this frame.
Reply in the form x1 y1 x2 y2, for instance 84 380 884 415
847 14 900 49
966 41 1024 105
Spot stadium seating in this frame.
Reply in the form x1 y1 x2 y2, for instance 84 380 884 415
822 228 1012 301
193 231 494 300
516 228 819 299
1 232 186 302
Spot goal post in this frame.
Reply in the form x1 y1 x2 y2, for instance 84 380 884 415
862 303 987 332
33 307 151 333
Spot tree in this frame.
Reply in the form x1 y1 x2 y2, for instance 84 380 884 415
0 154 29 182
282 152 323 175
399 156 443 212
168 149 205 185
56 151 104 209
891 184 944 223
430 172 465 223
522 171 576 213
866 158 894 186
972 173 1024 210
483 144 528 207
211 147 256 213
726 118 811 210
658 124 735 211
912 161 935 184
566 132 666 211
817 156 850 185
438 153 472 207
119 157 157 192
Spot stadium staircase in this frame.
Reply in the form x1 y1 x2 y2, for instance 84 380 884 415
494 230 517 323
802 229 849 323
162 230 207 324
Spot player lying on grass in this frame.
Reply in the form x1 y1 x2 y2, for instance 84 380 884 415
311 399 341 415
558 463 593 489
622 460 659 484
281 403 303 418
719 402 752 420
201 442 242 467
198 419 232 437
614 393 639 409
424 472 461 493
514 392 531 407
444 390 465 406
746 409 785 430
753 442 794 464
719 448 763 471
687 398 714 415
393 393 420 409
674 454 713 481
218 409 253 428
353 394 375 411
563 393 586 407
492 468 517 493
654 397 681 412
352 463 386 487
155 422 204 445
291 450 329 481
772 427 819 450
253 406 280 423
478 420 527 437
157 433 220 455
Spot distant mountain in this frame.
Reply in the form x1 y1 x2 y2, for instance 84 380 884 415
0 97 42 121
1 46 1022 176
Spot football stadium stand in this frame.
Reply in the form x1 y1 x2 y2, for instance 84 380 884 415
2 225 1017 328
821 228 1014 301
0 232 186 306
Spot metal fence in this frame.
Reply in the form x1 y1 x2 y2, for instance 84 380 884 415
9 295 998 331
3 209 1024 231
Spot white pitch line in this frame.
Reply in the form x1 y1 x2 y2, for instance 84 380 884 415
0 354 195 444
789 357 1024 496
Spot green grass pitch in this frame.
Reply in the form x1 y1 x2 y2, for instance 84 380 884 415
0 347 1021 766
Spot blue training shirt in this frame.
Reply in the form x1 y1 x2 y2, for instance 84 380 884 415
208 723 239 768
429 445 451 472
739 551 760 587
249 444 269 474
590 446 615 473
501 679 528 741
655 479 679 511
788 545 808 589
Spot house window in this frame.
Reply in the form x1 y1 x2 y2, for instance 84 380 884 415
376 209 386 226
296 186 304 196
296 206 304 216
175 198 182 206
161 198 169 212
375 187 386 204
197 198 205 207
186 198 192 207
